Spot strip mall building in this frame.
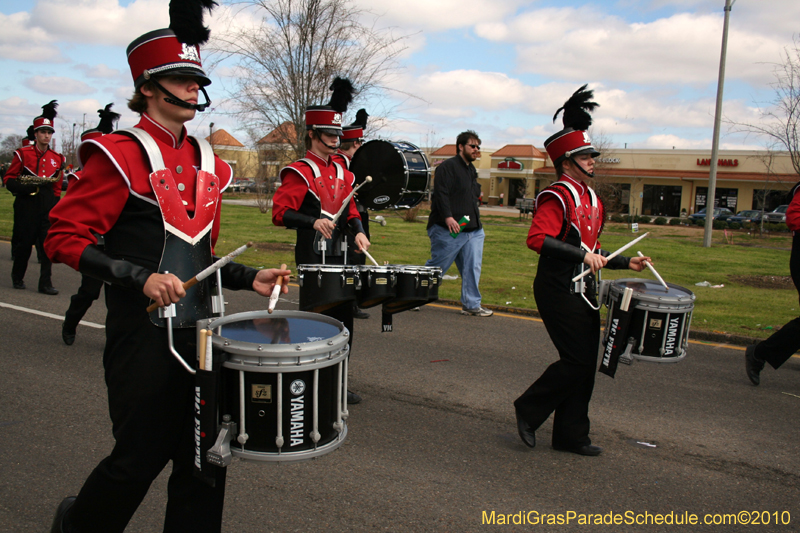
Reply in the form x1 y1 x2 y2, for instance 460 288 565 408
429 145 799 216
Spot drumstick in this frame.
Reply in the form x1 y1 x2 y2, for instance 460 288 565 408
572 232 650 282
146 242 253 312
362 249 379 266
637 251 669 292
268 263 288 314
330 176 372 225
198 328 208 370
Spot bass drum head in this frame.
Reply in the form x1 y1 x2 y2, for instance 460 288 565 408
350 140 410 210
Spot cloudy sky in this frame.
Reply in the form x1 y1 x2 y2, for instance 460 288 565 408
1 0 798 152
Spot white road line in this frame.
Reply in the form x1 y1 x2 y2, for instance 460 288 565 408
0 301 104 329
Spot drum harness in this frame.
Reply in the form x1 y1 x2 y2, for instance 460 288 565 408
119 127 225 376
299 157 350 264
553 179 604 311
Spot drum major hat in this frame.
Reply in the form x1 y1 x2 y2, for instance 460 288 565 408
22 126 34 147
81 103 120 141
126 0 215 111
305 78 354 137
33 100 57 133
342 108 368 142
544 84 600 167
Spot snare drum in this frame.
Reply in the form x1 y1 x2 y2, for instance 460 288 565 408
603 279 695 362
355 265 397 308
204 310 350 462
382 265 441 313
350 140 431 210
297 264 360 312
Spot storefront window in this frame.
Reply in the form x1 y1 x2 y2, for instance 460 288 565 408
695 187 738 212
643 184 682 217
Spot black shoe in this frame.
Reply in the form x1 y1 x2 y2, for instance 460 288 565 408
515 409 536 448
553 444 603 456
50 496 76 533
39 285 59 295
745 344 765 386
12 279 25 290
347 390 362 404
353 307 370 319
62 321 76 346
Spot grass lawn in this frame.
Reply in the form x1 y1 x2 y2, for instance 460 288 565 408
1 187 795 340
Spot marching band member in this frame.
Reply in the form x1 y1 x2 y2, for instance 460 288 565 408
45 2 289 531
60 104 119 346
272 79 370 404
333 109 371 319
513 86 649 456
4 100 64 295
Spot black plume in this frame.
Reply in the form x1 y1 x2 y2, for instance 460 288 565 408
327 77 354 113
352 108 369 129
97 103 121 134
552 84 598 131
26 125 35 141
169 0 217 46
41 100 58 121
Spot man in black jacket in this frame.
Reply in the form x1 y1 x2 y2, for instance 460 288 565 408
425 130 492 316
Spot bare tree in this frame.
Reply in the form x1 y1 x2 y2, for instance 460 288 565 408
731 38 800 177
211 0 411 161
589 128 628 214
0 135 25 165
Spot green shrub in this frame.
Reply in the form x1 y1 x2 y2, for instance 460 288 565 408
654 217 667 225
695 218 705 226
712 219 726 230
668 218 681 226
727 221 741 230
638 216 651 224
610 214 624 223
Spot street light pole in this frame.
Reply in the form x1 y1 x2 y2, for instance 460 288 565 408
703 0 736 247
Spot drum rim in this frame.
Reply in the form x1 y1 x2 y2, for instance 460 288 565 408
297 264 359 272
609 278 696 303
200 310 350 363
231 424 347 462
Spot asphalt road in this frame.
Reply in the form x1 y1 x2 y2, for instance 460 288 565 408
1 240 799 532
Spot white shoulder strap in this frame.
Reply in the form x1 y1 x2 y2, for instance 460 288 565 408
116 128 165 171
190 135 215 173
299 158 322 179
555 180 581 207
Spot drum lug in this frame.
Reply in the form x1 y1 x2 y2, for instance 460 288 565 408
206 414 237 468
317 270 323 288
298 271 304 288
340 271 346 288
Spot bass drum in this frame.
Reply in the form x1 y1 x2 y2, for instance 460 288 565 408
350 140 431 210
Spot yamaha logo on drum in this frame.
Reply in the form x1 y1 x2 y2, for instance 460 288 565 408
374 195 391 205
290 379 306 395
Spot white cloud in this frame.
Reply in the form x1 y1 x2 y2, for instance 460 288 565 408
24 76 97 96
75 63 123 79
354 0 529 32
0 12 66 62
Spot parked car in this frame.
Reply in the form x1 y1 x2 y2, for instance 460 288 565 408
764 204 789 224
688 207 735 222
728 209 764 224
230 179 256 193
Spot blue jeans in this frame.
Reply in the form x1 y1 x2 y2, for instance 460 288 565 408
425 224 485 310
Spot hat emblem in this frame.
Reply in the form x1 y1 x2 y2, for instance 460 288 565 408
43 119 51 125
333 113 341 125
582 131 591 144
178 43 200 63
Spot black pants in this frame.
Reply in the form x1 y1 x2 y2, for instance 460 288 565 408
514 278 600 448
11 191 54 286
754 316 800 370
67 286 225 533
64 275 104 329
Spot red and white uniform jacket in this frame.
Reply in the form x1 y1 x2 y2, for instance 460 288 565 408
46 113 233 271
3 144 65 197
272 150 360 227
527 174 604 255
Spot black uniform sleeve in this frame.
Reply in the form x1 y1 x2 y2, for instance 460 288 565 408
219 261 259 291
540 235 587 263
79 244 152 292
5 178 38 196
347 216 365 236
282 209 317 229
